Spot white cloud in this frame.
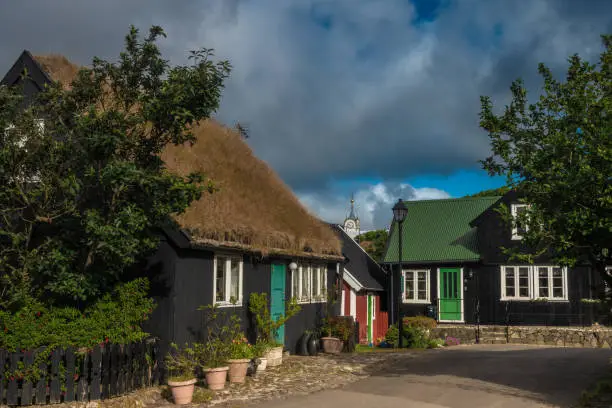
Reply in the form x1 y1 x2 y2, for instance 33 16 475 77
299 181 450 230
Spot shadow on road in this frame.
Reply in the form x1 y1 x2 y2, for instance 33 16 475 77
357 345 612 407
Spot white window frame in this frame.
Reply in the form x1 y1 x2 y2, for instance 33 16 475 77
500 265 568 302
291 263 327 303
511 203 529 240
212 254 244 307
402 269 430 304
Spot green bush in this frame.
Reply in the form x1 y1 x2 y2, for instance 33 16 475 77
384 325 399 348
402 326 429 349
403 316 437 330
0 278 155 352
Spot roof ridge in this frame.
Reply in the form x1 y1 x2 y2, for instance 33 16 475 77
402 196 501 204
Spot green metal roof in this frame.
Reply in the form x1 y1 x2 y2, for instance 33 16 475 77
383 196 501 264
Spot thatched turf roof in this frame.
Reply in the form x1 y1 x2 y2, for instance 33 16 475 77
31 54 341 259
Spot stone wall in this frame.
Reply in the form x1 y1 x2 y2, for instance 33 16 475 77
430 325 478 345
507 326 612 348
430 324 612 348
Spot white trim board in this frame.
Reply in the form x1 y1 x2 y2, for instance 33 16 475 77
436 267 464 323
343 269 364 292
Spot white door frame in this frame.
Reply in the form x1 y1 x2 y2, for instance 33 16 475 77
436 267 464 323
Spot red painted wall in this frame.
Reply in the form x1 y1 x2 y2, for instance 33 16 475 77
343 283 351 316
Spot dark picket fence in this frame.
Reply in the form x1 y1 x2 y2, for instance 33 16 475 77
0 338 161 406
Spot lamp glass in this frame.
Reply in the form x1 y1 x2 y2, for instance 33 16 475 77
392 199 408 223
289 262 298 271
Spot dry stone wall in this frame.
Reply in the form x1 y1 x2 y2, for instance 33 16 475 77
431 324 612 348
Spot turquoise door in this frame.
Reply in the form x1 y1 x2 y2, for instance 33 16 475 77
270 264 286 344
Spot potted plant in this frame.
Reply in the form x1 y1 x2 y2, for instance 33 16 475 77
165 343 198 405
195 305 232 390
252 340 272 372
320 317 343 354
249 292 301 367
227 334 255 383
320 289 343 354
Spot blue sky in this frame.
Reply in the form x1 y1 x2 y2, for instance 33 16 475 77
0 0 609 229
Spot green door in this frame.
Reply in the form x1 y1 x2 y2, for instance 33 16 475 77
439 268 462 321
270 264 286 345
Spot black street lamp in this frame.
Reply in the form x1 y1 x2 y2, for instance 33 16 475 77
392 199 408 348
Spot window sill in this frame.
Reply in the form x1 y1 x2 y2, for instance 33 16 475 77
215 302 243 308
500 298 569 303
297 299 327 304
402 300 431 304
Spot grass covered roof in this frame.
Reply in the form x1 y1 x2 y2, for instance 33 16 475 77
31 54 341 258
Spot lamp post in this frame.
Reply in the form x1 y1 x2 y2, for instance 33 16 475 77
392 199 407 348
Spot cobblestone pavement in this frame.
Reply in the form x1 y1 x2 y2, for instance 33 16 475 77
87 350 419 408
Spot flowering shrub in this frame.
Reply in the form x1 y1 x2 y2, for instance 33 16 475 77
445 336 460 346
385 325 399 348
403 316 437 330
228 337 255 360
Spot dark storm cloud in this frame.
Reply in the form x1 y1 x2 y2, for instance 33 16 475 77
0 0 610 227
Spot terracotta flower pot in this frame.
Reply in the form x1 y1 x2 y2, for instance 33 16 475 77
321 337 343 354
227 359 250 383
264 346 283 367
204 366 229 390
257 357 268 372
167 378 196 405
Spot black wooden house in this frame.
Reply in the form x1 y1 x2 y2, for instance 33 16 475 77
383 191 605 327
1 50 344 353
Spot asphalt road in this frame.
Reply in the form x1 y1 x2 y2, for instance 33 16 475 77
259 344 612 408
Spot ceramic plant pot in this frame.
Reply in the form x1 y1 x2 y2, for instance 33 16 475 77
204 366 229 390
264 346 284 367
321 337 343 354
257 357 268 371
167 378 197 405
227 359 250 383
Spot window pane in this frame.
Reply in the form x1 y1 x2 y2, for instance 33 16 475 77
405 271 414 300
229 258 240 302
552 267 563 298
518 267 529 297
301 267 310 299
417 271 427 300
538 267 549 298
319 267 326 297
292 269 299 298
216 257 226 302
505 267 515 297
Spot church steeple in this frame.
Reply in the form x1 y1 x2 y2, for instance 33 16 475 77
343 194 360 239
348 193 357 220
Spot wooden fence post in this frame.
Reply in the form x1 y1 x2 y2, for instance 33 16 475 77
64 347 76 402
101 344 111 399
6 351 20 405
49 348 62 403
0 349 7 406
90 345 102 400
77 351 89 401
35 347 48 405
21 350 35 405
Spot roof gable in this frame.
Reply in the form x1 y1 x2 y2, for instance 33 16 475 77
332 224 385 291
383 196 500 263
1 50 52 92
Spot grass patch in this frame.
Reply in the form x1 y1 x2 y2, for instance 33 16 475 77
354 344 424 353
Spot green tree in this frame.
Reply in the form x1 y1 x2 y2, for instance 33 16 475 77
0 25 231 309
479 34 611 281
356 229 389 262
465 186 511 198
